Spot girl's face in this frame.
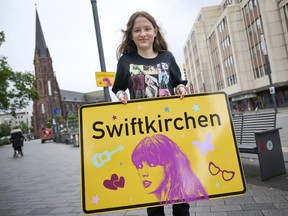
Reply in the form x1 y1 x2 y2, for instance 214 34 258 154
137 161 164 194
131 16 157 52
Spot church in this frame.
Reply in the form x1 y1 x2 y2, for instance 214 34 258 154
33 10 105 139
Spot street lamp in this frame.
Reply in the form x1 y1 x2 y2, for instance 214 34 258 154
91 0 112 102
41 103 46 128
47 80 56 141
260 33 278 113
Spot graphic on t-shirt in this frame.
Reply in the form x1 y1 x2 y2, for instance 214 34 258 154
157 62 170 97
130 63 171 98
130 64 145 98
145 75 158 98
144 65 157 75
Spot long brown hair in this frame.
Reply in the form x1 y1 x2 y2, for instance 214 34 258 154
117 11 168 59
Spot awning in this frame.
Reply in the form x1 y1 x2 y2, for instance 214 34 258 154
231 93 256 102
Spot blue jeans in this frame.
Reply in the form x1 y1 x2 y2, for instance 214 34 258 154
147 203 190 216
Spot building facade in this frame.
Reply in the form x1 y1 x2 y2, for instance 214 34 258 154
0 111 31 129
33 10 104 139
184 0 288 112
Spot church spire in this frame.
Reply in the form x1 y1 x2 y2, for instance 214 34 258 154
35 9 47 58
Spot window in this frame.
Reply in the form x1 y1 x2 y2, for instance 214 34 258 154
256 18 261 30
284 3 288 32
218 18 226 33
252 0 257 7
249 0 253 11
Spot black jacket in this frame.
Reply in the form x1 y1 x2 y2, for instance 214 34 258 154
10 128 24 148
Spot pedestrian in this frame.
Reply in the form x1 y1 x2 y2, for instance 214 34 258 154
112 11 189 216
10 126 25 157
254 99 260 113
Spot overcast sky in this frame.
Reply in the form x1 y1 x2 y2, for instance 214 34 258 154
0 0 220 97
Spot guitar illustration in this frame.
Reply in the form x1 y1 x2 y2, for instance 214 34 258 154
92 145 124 168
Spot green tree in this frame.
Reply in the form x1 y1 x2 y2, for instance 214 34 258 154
67 113 77 120
67 113 78 133
19 122 29 134
46 118 52 128
0 31 39 113
0 121 11 137
54 114 64 124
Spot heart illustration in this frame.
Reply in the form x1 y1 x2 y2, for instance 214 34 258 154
103 174 125 190
114 176 125 188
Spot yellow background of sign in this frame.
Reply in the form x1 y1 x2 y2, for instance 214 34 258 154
95 72 115 87
79 92 246 214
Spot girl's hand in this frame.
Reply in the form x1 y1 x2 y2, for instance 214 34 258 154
176 86 187 98
119 94 128 104
116 91 128 104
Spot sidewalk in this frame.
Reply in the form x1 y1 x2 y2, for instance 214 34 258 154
0 140 287 216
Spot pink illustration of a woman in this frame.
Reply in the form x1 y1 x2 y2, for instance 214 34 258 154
131 134 208 204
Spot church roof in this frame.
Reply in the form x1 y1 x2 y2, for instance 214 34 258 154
60 90 86 102
84 91 105 103
35 9 47 58
60 89 105 103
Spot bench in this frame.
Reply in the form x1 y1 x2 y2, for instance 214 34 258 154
232 111 286 181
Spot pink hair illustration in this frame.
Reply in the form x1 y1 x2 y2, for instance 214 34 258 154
103 77 112 86
131 134 209 204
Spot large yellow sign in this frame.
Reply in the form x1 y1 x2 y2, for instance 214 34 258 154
79 92 246 214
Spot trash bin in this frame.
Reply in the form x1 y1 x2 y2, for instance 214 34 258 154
255 128 286 180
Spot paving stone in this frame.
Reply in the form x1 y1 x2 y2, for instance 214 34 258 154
224 196 255 205
27 207 55 215
53 214 78 216
210 205 242 212
195 212 228 216
253 195 287 203
196 199 225 207
241 203 276 211
189 206 210 213
211 205 242 212
261 209 288 216
50 206 75 214
273 202 288 209
228 210 263 216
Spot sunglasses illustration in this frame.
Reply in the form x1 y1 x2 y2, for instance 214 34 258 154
208 161 235 181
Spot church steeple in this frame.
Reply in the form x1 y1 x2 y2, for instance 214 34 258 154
35 9 48 58
33 9 62 139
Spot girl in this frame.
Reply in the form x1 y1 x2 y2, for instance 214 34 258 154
112 11 189 216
